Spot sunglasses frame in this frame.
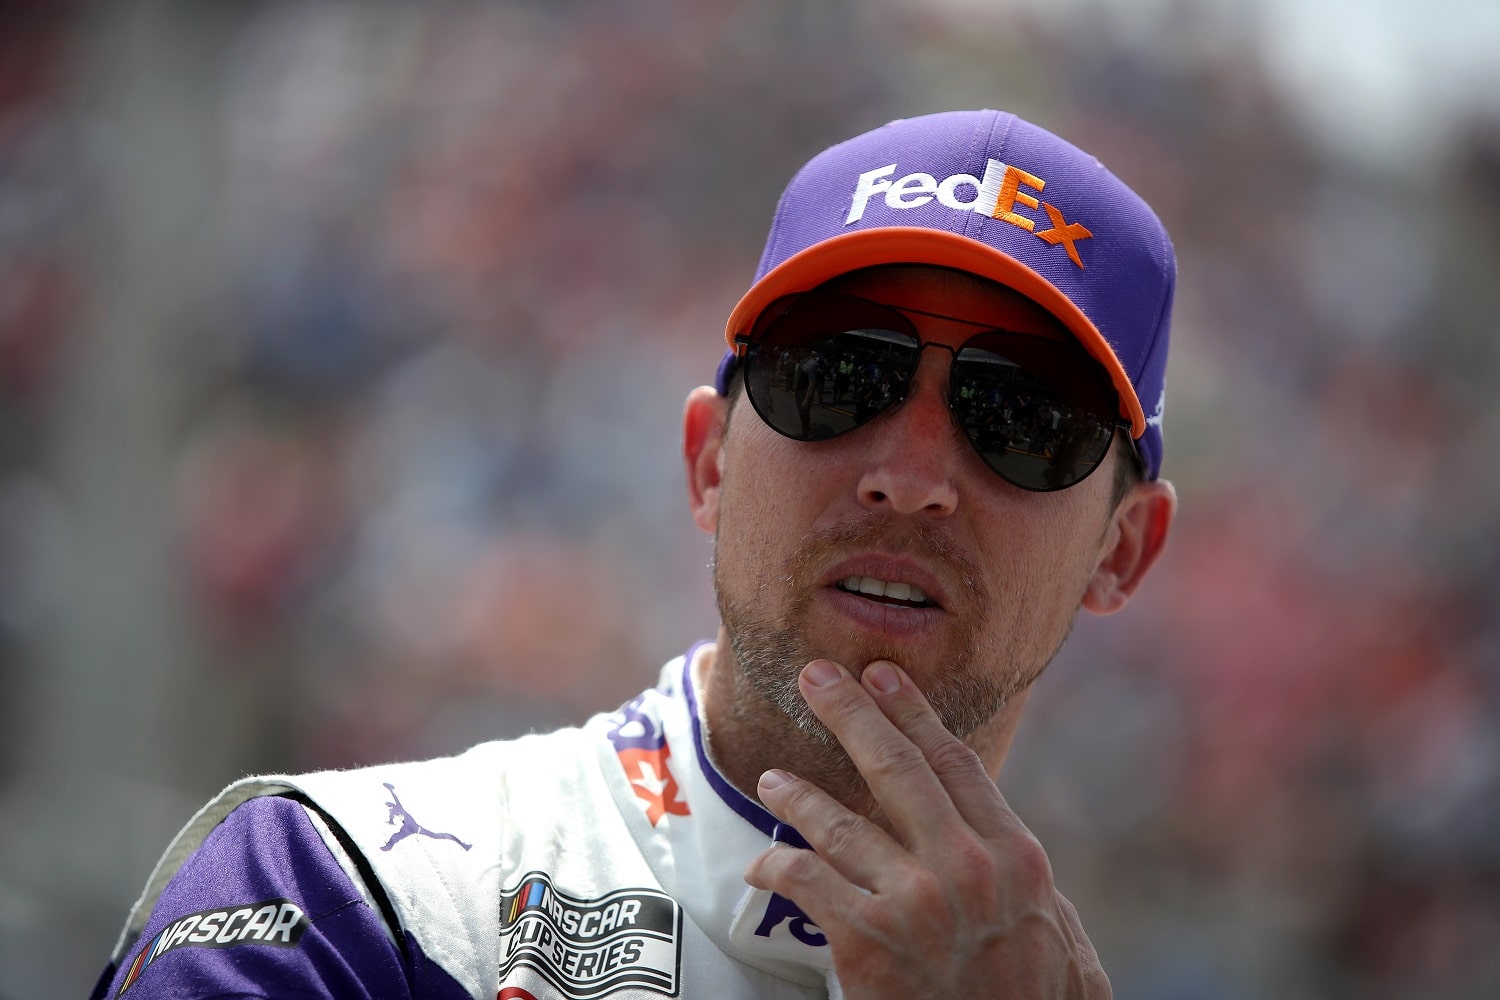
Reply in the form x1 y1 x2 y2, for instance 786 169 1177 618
732 291 1138 492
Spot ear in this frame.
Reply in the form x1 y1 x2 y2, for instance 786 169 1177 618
1081 478 1177 615
683 386 728 536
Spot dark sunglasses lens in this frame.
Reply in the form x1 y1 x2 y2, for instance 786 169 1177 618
745 297 919 441
950 336 1118 491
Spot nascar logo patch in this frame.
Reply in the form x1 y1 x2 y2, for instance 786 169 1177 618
499 872 682 998
117 898 306 994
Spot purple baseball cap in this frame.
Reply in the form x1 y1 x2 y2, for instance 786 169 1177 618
715 109 1175 480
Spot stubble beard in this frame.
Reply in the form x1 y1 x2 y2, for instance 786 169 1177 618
714 517 1036 755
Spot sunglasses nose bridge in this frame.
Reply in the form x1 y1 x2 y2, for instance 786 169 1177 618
905 339 960 396
883 341 975 458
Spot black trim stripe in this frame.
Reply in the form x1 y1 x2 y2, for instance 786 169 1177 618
277 790 412 967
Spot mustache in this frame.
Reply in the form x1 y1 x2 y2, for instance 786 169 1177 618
785 515 986 606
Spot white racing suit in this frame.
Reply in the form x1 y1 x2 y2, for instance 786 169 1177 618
93 645 846 999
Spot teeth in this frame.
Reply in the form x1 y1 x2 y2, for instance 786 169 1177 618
841 576 929 604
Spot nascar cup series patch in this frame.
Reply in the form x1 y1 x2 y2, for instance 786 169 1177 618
499 872 682 998
117 898 307 994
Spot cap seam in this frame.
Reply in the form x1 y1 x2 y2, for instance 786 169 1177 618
962 110 1014 243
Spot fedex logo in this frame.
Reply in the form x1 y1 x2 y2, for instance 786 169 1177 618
846 159 1094 268
607 695 690 827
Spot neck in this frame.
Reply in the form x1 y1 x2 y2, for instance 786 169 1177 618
696 629 1028 830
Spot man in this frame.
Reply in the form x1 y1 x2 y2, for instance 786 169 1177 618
94 109 1176 999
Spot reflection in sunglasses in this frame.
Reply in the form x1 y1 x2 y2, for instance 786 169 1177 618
738 292 1125 492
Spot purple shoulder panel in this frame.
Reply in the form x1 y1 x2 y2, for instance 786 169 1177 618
93 794 473 999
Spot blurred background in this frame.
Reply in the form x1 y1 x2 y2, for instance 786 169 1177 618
2 1 1498 996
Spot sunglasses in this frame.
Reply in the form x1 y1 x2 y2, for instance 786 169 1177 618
733 291 1132 492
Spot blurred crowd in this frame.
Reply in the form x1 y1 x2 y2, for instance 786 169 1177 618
1 2 1497 997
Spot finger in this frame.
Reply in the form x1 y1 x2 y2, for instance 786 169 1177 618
857 660 1020 837
742 832 874 937
1056 890 1111 998
755 767 902 890
797 658 963 842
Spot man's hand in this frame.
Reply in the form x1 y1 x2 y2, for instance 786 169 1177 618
743 658 1111 999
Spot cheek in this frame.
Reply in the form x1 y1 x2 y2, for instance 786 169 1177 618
713 423 831 585
725 408 852 511
973 492 1110 631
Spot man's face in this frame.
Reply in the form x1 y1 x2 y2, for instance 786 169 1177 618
710 265 1129 744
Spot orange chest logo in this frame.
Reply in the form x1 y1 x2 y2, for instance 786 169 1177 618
606 695 691 827
616 744 691 827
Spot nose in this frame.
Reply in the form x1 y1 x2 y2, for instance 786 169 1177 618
854 349 963 517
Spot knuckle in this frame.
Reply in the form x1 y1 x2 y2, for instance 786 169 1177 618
947 834 1002 884
861 737 931 784
889 688 941 729
1004 831 1057 898
817 810 872 861
903 867 949 914
924 736 983 777
777 845 821 884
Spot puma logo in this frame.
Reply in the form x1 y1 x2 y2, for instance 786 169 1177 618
380 782 472 852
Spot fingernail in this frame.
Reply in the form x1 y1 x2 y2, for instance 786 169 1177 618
759 768 790 791
803 659 842 688
865 660 902 694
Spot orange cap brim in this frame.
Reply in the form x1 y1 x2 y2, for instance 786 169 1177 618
724 228 1146 437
